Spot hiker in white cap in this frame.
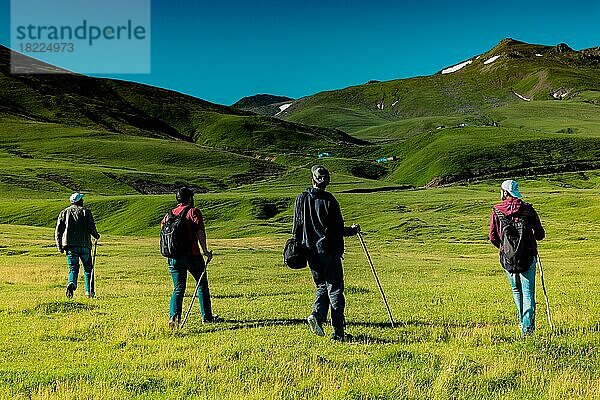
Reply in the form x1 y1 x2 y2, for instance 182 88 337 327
55 193 100 298
489 180 545 335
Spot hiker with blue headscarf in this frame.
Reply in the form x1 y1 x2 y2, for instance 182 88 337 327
55 193 100 298
489 180 545 335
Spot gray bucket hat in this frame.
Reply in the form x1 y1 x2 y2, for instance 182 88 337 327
311 165 330 187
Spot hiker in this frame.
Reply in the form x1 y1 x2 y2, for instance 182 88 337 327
293 165 359 342
55 193 100 298
161 187 218 328
489 180 545 335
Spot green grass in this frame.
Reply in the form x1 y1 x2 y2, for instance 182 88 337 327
2 38 600 399
1 177 600 399
381 126 600 186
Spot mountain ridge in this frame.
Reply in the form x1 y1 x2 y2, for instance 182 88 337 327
0 45 364 151
278 38 600 135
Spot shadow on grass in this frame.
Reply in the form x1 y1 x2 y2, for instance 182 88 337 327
351 320 506 329
178 317 524 346
181 318 403 344
186 318 307 334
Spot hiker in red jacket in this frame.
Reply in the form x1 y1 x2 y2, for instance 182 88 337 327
489 180 545 335
161 187 217 328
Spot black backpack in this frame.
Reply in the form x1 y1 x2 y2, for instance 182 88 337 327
284 192 308 269
494 206 534 273
283 238 307 269
160 206 192 258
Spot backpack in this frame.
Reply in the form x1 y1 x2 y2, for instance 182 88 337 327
283 238 307 269
160 206 192 258
494 206 534 273
283 192 308 269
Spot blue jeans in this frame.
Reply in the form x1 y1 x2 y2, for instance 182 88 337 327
505 257 536 335
168 256 213 320
308 253 346 335
66 246 93 294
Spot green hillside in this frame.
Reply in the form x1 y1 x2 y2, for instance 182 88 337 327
3 39 600 193
0 45 379 200
281 39 600 135
268 39 600 186
232 94 294 116
0 46 362 153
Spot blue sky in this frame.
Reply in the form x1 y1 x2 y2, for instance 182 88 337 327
1 0 599 105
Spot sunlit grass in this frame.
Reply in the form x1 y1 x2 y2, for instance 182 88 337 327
1 178 599 399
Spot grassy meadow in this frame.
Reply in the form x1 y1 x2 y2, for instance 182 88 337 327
2 38 600 399
1 176 600 399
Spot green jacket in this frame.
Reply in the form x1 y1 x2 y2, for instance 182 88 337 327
55 205 100 251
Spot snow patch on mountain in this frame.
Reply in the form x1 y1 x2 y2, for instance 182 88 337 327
278 103 292 112
484 55 500 65
274 102 292 116
441 60 472 74
512 91 531 102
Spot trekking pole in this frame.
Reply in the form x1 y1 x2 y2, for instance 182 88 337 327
180 259 210 329
90 239 97 298
356 231 395 328
537 253 553 330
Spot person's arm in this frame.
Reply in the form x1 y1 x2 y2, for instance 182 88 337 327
343 225 359 236
87 210 100 240
332 198 357 237
489 210 501 248
55 211 65 253
292 193 304 239
192 208 212 262
530 206 545 241
197 229 212 262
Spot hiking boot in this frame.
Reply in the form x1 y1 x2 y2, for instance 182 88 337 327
168 315 180 329
331 331 353 343
65 282 75 299
307 314 325 337
202 314 221 324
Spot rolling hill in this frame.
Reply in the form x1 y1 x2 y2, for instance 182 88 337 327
3 42 600 400
260 39 600 186
232 94 294 117
0 45 373 201
2 39 600 194
279 38 600 138
0 45 362 152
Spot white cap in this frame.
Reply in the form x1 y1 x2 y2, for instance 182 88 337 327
501 180 523 199
69 193 84 203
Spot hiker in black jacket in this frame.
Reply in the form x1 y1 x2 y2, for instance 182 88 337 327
293 165 359 342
